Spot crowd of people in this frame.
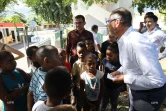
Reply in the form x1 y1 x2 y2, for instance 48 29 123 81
0 7 166 111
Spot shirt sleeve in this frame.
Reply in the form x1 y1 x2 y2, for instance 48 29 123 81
66 32 71 55
72 63 78 76
124 37 165 89
117 66 123 73
29 74 35 91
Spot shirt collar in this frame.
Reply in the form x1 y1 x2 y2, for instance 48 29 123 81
75 29 85 34
117 26 133 44
37 67 47 76
146 27 158 35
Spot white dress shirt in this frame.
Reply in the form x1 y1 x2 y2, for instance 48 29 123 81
144 27 166 59
117 26 166 91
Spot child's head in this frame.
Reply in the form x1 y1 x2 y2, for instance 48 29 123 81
26 46 38 63
84 38 95 52
0 51 16 72
108 33 116 42
84 53 97 73
44 66 72 100
36 45 62 71
91 25 98 33
106 42 119 62
48 104 76 111
76 41 87 60
58 48 66 63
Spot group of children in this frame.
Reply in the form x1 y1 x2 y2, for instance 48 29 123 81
0 34 125 111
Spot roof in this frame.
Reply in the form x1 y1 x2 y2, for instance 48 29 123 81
0 23 25 28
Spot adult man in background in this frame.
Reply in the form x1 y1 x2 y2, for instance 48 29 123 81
66 15 94 67
143 14 166 60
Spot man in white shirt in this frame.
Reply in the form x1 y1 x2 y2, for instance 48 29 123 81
107 7 166 111
91 25 101 52
143 15 166 60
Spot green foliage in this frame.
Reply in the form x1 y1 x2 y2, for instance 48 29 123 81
132 0 166 14
24 0 73 24
0 0 17 13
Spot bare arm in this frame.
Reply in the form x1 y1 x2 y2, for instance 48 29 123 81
27 91 34 111
4 45 24 60
66 53 70 63
96 44 101 52
0 77 16 111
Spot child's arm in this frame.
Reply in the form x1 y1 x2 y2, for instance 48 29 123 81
27 91 34 111
16 68 31 82
80 79 96 110
0 77 16 111
100 63 104 72
97 77 104 105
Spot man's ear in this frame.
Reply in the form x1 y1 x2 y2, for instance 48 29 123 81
42 84 45 91
44 57 48 63
115 20 121 27
84 21 86 25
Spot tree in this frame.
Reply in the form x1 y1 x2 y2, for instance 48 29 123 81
0 0 17 13
132 0 166 14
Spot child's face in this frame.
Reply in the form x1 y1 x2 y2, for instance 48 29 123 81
85 40 94 52
0 54 16 72
85 58 96 73
109 35 116 42
106 50 118 62
76 46 87 59
59 50 66 62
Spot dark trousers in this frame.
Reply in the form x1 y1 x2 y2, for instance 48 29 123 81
130 84 166 111
101 87 120 111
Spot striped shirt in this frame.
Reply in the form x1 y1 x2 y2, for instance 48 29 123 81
29 67 47 102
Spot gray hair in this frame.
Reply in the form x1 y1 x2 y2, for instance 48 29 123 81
110 7 132 27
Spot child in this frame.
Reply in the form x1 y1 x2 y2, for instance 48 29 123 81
85 38 100 69
26 46 40 75
80 53 104 111
100 34 116 61
32 66 72 111
58 48 73 104
100 42 122 111
0 51 31 111
58 48 72 73
48 104 76 111
72 41 87 111
27 45 62 111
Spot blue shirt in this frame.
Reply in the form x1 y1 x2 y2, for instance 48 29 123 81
1 70 27 111
29 67 47 102
102 58 121 89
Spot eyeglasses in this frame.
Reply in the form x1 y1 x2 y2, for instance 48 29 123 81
105 18 120 24
74 22 84 25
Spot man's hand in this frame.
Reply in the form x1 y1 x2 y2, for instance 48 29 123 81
113 74 124 83
139 22 144 29
111 71 121 77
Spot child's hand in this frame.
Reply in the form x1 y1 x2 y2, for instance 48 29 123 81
88 102 96 110
5 89 23 101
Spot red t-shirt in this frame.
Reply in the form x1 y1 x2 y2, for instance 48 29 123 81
64 62 72 73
